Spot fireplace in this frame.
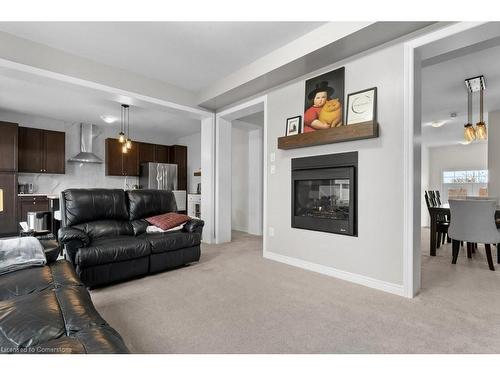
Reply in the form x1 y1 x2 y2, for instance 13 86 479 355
291 152 357 236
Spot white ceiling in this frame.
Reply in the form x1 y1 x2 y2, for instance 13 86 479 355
0 22 324 93
421 42 500 147
0 66 201 139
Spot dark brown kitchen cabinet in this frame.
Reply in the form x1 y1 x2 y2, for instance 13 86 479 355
43 130 66 173
138 142 156 164
169 145 187 190
18 127 65 174
0 122 18 172
18 195 49 223
155 145 170 163
0 172 18 236
138 142 170 164
105 138 139 176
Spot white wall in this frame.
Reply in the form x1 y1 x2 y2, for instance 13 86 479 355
231 127 250 232
488 110 500 198
248 128 264 235
421 145 430 226
176 132 201 194
0 110 172 195
428 142 488 202
265 44 405 287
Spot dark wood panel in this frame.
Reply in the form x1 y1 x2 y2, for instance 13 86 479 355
105 138 124 176
0 172 18 236
138 142 156 164
18 127 43 173
169 145 187 191
277 121 379 150
44 130 66 174
18 196 49 223
155 145 169 163
0 122 18 172
124 142 139 176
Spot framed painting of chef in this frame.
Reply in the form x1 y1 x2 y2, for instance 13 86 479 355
303 67 345 133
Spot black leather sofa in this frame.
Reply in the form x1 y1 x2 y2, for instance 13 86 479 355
58 189 203 288
0 260 129 354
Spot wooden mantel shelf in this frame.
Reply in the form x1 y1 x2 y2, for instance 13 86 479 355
277 121 379 150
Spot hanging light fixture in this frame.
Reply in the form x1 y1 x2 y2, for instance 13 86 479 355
464 75 487 143
476 88 487 140
118 104 126 144
125 104 132 150
119 104 133 154
463 90 476 143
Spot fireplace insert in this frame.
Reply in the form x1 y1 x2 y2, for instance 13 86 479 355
291 152 357 236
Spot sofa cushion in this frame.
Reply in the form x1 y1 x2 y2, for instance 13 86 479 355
146 212 190 230
73 220 134 240
127 189 177 221
139 231 201 254
76 236 151 267
61 189 129 227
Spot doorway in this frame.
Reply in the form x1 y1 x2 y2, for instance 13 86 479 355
215 97 267 244
405 22 500 297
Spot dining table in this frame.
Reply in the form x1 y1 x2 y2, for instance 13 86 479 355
428 203 500 256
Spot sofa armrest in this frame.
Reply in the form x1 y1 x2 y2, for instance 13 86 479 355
182 219 205 234
58 227 90 246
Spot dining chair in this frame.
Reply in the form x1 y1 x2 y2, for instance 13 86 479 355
425 191 449 248
448 199 500 271
434 190 442 205
428 190 438 206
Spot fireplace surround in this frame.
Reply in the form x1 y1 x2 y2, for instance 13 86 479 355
291 152 357 236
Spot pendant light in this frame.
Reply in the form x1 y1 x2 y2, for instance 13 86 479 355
464 75 487 143
476 88 487 140
119 104 133 154
118 104 126 144
125 104 132 150
463 90 476 143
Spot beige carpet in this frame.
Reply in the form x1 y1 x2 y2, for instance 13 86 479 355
91 229 500 353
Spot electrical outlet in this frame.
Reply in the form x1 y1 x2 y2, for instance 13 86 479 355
270 152 275 162
270 165 276 174
269 227 275 237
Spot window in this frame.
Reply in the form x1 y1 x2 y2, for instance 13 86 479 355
442 170 488 184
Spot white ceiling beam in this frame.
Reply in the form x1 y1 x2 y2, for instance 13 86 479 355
0 30 204 111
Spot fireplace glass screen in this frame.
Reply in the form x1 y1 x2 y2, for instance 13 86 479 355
294 178 350 221
291 161 356 236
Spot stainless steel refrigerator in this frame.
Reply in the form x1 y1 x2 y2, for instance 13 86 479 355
139 163 178 190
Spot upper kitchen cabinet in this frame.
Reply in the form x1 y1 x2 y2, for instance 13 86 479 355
138 142 156 164
18 127 66 174
169 145 187 190
105 138 139 177
0 121 18 172
155 145 170 163
138 142 170 164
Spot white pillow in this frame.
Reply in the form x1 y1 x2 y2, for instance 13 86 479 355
146 224 184 233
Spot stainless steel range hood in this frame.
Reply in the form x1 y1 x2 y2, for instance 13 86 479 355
68 123 103 164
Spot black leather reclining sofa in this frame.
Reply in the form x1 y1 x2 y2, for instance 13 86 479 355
0 260 129 353
58 189 204 288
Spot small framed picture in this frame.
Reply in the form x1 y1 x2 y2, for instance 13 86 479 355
346 87 377 125
285 115 302 136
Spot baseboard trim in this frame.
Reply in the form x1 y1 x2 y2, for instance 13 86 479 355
263 251 405 297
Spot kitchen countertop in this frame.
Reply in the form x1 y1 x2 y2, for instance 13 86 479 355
18 193 59 199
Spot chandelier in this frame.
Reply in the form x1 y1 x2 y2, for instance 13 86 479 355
118 104 133 153
464 75 487 143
